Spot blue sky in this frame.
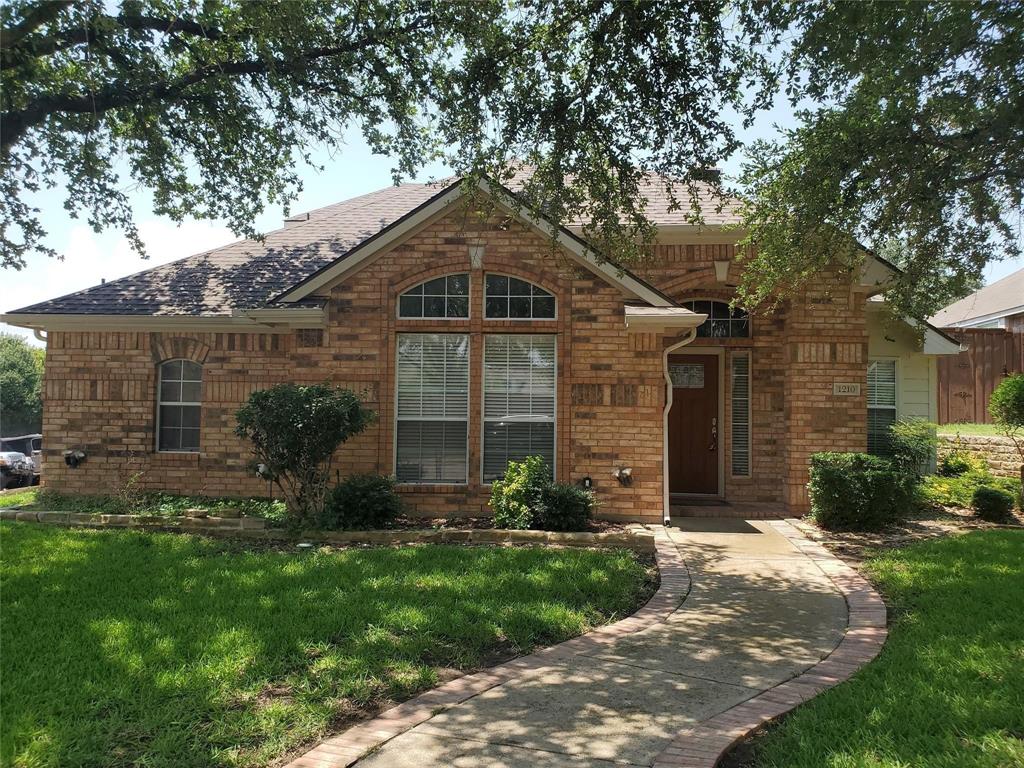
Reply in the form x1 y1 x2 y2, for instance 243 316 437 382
3 104 1021 346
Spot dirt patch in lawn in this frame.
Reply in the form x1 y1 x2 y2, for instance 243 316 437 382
791 509 1021 566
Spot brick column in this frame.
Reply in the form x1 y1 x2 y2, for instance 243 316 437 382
782 275 868 512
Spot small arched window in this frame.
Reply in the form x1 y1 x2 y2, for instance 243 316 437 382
682 300 749 338
485 275 555 319
398 274 470 318
157 360 202 452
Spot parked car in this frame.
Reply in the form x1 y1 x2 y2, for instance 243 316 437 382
0 434 41 489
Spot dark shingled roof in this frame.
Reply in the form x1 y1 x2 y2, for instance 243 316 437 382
9 176 739 317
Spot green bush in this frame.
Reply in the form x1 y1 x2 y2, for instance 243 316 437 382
972 486 1015 523
490 456 550 529
989 373 1024 432
808 452 915 531
888 419 937 478
937 448 986 477
919 469 1021 511
536 483 594 532
320 474 403 530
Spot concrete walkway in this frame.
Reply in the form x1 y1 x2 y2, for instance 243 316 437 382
335 520 852 767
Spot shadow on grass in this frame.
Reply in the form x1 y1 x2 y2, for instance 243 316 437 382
0 523 647 768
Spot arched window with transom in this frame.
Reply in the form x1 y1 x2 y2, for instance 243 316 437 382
398 274 469 318
681 300 749 338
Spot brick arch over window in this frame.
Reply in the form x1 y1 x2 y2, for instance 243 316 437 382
150 335 211 365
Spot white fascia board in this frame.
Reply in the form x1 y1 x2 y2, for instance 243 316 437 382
903 317 964 355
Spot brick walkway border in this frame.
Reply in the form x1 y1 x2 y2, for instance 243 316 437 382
284 527 690 768
652 519 888 768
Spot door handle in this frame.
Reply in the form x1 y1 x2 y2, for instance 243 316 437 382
709 418 718 452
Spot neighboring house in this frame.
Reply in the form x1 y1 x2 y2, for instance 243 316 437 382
0 176 961 522
930 267 1024 331
930 268 1024 424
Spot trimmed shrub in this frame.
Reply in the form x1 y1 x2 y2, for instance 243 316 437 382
808 452 915 531
320 474 402 530
491 456 551 529
888 419 938 478
536 483 594 532
972 486 1015 523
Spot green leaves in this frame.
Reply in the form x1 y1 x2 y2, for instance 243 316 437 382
0 333 43 434
234 383 375 521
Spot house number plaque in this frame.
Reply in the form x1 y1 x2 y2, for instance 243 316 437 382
833 382 861 396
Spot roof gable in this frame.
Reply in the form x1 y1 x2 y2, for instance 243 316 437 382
275 177 677 307
930 267 1024 327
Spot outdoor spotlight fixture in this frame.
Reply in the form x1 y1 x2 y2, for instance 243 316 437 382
612 466 633 486
63 449 86 468
581 476 593 489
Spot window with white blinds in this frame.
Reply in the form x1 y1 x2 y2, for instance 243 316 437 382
867 359 897 455
730 352 751 477
482 334 556 481
395 334 469 483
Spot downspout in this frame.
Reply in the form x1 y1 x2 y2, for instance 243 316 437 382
33 329 47 343
661 327 699 525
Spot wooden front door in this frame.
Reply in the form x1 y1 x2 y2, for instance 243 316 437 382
668 354 720 495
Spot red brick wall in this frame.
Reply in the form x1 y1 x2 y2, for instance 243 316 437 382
39 219 868 519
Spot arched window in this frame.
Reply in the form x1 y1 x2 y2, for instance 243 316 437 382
398 274 469 318
681 300 749 338
157 360 202 452
485 275 555 319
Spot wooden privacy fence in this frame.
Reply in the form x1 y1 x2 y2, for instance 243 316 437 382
937 328 1024 424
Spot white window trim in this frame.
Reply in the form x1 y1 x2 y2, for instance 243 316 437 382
483 273 558 321
729 351 752 478
396 273 471 321
155 359 202 454
393 333 471 485
867 357 900 454
480 333 558 485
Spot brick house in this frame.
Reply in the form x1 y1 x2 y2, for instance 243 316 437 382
2 177 961 522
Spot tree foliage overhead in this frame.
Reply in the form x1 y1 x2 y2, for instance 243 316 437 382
736 1 1023 317
0 0 782 269
1 1 1021 318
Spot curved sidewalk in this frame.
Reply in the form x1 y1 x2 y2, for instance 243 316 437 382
287 519 886 768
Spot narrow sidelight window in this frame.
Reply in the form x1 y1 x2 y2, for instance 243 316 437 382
482 334 556 480
730 352 751 477
395 334 469 483
157 360 202 452
867 359 897 455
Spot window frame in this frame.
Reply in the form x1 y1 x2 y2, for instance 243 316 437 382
155 359 203 454
396 273 471 320
393 332 471 485
680 298 750 338
867 357 899 455
479 333 558 484
483 273 557 321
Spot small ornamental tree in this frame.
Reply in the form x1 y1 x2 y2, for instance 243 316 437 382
990 374 1024 495
235 384 375 524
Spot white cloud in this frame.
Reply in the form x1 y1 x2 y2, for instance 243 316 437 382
1 219 235 346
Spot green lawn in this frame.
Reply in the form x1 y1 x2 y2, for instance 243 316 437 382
0 522 651 768
937 422 1006 437
748 531 1024 768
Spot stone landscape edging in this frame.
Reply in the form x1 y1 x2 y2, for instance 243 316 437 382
282 526 690 768
651 518 888 768
0 508 657 552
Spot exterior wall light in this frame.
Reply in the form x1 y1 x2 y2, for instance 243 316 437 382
612 466 633 486
63 449 86 468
